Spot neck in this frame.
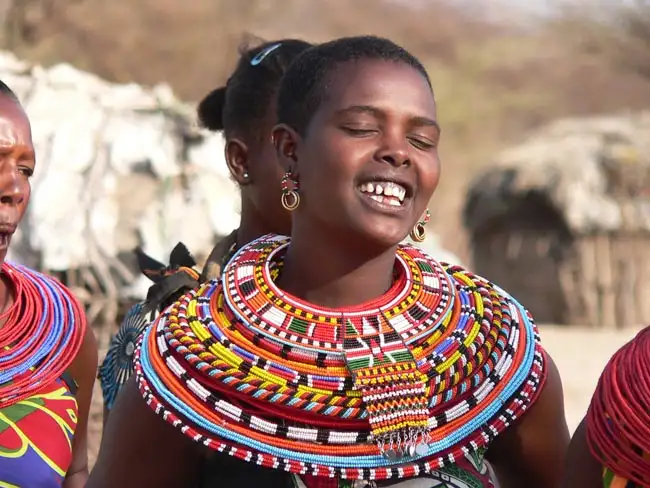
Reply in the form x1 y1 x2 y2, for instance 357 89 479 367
277 219 398 308
236 198 274 248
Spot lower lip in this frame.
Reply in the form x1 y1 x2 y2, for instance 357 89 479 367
358 191 409 213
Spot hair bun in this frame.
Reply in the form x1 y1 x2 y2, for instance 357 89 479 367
197 86 227 131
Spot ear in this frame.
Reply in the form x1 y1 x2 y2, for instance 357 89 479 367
271 123 301 174
224 139 251 185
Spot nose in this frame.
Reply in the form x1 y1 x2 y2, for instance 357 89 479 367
376 132 411 167
0 173 25 207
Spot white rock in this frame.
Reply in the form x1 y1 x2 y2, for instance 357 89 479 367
0 51 239 298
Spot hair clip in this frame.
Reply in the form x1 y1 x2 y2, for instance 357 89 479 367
250 43 282 66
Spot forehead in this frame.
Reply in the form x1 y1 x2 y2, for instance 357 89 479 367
320 59 436 119
0 96 32 145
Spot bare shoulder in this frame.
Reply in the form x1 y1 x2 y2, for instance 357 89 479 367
486 349 570 488
57 291 98 482
67 321 98 386
89 378 204 488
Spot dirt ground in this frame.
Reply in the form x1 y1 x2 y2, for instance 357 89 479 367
87 324 645 469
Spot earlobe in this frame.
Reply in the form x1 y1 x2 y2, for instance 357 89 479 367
271 123 300 172
224 139 251 185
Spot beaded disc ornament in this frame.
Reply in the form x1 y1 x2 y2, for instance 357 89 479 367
135 234 546 481
98 302 152 410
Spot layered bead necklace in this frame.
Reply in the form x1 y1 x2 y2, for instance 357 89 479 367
136 234 546 481
0 262 86 407
587 326 650 486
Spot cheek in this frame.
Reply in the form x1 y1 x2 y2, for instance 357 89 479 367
301 133 369 192
23 181 31 204
420 154 442 196
17 182 31 221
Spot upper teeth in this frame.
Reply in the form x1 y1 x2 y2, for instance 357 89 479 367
359 181 407 202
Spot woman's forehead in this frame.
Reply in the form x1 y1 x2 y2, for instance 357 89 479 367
319 59 436 120
0 97 32 146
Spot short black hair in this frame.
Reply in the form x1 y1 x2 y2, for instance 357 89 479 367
0 80 18 102
197 39 313 138
277 35 432 136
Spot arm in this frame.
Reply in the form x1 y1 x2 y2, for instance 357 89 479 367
559 417 603 488
63 324 99 488
88 377 204 488
486 351 570 488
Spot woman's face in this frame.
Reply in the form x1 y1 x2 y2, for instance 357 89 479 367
0 95 34 262
277 59 441 248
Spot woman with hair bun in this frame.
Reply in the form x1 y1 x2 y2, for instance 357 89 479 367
98 39 314 416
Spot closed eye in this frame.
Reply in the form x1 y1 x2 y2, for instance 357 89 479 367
408 136 436 151
341 126 378 137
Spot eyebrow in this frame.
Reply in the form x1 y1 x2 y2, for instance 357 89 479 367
0 145 36 158
335 105 440 131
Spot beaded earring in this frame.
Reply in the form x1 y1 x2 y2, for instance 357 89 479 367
410 208 430 243
280 171 300 211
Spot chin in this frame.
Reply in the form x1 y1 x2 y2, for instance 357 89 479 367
352 224 409 252
324 208 409 252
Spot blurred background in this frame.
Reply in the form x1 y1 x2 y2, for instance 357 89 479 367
1 0 649 463
4 0 650 257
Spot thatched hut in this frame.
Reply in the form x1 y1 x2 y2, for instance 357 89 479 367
464 112 650 328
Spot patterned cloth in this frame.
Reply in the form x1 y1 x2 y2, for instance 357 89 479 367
0 374 78 487
603 466 641 488
603 446 650 488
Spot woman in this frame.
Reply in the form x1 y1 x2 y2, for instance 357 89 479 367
98 38 314 414
0 81 97 487
561 326 650 488
90 36 570 488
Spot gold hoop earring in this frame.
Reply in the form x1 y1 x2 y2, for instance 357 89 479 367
410 209 430 243
280 172 300 211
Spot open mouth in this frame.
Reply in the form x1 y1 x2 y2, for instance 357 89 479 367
0 224 16 249
0 232 11 248
358 181 408 207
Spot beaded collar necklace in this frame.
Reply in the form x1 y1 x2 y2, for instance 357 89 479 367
135 234 546 481
222 235 456 457
0 263 85 407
